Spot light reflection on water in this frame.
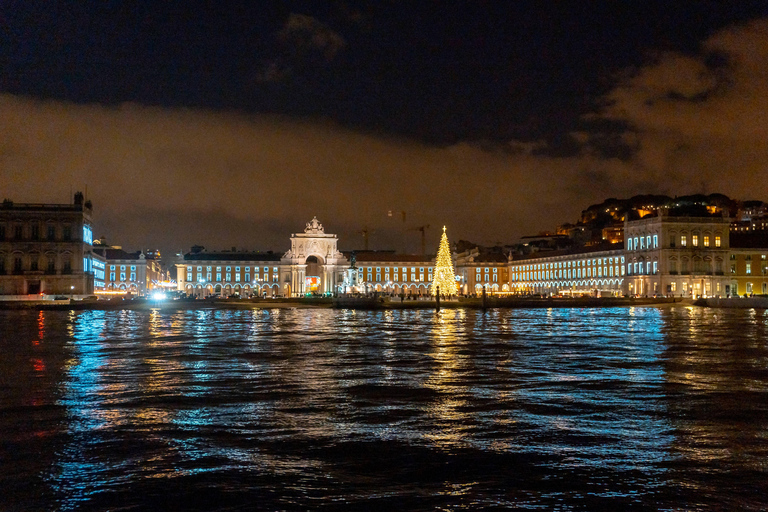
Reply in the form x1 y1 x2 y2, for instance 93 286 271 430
1 306 767 510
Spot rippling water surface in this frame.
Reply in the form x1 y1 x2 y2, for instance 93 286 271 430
1 306 767 510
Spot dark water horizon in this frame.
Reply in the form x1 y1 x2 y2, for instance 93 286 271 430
1 306 767 511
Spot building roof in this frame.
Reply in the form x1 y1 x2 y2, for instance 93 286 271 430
730 232 768 250
511 242 623 262
183 251 283 262
466 253 509 263
92 247 143 260
343 251 433 264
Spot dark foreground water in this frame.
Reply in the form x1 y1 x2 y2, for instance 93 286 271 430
1 306 767 511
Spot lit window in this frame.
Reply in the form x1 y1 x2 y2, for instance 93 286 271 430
653 261 658 274
703 236 709 247
715 236 721 247
746 263 752 274
681 235 687 247
82 225 93 245
692 235 698 247
653 234 658 248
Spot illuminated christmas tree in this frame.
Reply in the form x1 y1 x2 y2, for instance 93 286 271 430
431 226 458 296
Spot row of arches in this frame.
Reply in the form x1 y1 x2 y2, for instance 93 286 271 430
184 283 282 297
512 278 624 296
106 283 138 292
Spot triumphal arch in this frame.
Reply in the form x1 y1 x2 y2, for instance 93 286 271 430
281 217 346 296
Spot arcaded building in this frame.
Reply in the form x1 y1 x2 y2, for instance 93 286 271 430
92 247 165 296
508 243 626 297
177 217 440 298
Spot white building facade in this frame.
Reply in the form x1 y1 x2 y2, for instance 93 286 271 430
624 213 729 297
509 245 625 296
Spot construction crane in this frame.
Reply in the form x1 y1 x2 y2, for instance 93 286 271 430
357 226 375 251
408 225 430 256
387 210 407 223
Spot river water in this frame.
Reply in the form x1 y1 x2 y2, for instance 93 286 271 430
1 306 767 511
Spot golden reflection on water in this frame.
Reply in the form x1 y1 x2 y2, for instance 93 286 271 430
424 308 472 448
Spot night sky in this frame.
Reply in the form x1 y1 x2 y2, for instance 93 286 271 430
2 1 768 257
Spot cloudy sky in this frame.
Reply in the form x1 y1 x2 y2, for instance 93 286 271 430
2 2 767 256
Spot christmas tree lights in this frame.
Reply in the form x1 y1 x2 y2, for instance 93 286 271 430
431 226 458 296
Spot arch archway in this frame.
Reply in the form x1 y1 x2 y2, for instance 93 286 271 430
304 255 324 295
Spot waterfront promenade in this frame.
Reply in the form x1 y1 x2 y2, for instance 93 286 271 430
0 295 687 311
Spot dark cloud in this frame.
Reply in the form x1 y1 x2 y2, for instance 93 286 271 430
2 9 768 258
593 18 768 197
